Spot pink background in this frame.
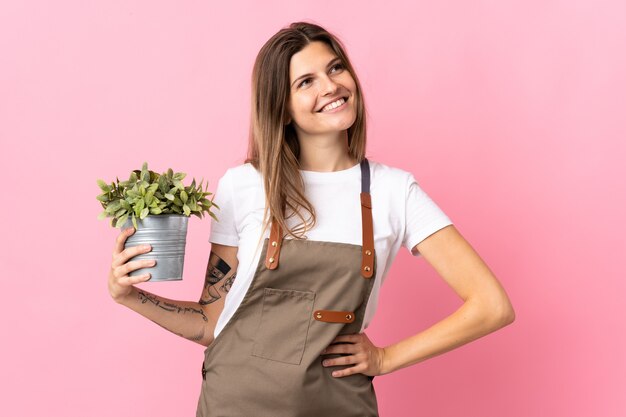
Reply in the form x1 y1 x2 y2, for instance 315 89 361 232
1 1 624 416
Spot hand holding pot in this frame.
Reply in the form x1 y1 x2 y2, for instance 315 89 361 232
108 227 156 302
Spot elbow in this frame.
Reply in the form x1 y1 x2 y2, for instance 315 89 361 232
470 294 515 330
492 298 516 328
198 335 215 348
499 307 516 327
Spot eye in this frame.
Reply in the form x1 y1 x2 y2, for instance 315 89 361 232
298 78 312 88
330 63 344 73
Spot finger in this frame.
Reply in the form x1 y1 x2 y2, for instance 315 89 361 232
118 273 152 286
112 242 153 269
322 354 358 368
321 343 355 355
119 258 157 277
330 364 365 378
119 243 153 266
330 334 361 344
112 258 155 279
113 227 135 257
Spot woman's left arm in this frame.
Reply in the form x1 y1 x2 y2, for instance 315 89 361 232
321 224 516 377
379 224 515 374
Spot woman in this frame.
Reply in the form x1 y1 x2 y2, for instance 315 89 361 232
108 21 515 417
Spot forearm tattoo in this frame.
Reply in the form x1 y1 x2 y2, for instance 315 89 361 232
199 252 236 305
136 290 208 342
138 290 208 322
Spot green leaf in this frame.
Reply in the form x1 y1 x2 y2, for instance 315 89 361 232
97 179 111 192
167 168 173 179
140 207 149 219
96 194 109 202
208 210 218 221
132 215 138 230
145 190 154 205
180 190 188 203
117 213 129 229
97 211 107 220
134 198 144 217
158 175 168 194
164 193 175 201
115 208 127 217
150 207 162 215
105 200 122 213
173 196 183 207
183 204 191 216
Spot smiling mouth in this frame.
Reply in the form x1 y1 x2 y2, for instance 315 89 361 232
318 96 349 112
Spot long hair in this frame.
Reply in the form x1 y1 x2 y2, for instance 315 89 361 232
244 21 368 245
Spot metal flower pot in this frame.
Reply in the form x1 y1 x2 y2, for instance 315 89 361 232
121 214 189 282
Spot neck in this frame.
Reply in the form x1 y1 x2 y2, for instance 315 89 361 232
297 130 356 172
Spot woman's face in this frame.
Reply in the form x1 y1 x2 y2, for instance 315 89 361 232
286 41 357 137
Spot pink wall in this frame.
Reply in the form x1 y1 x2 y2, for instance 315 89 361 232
2 1 624 416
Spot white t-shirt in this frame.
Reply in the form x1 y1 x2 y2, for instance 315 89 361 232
208 159 453 339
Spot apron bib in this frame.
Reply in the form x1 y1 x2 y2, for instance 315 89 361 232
197 159 379 417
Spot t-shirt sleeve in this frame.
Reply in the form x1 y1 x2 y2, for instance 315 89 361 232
402 173 453 257
208 169 239 246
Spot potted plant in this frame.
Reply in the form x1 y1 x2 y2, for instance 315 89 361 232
96 162 219 282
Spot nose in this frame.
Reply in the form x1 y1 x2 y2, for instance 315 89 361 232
320 74 339 96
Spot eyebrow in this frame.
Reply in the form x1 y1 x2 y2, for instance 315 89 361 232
291 57 342 88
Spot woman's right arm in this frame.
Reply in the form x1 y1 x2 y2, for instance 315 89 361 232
109 226 239 347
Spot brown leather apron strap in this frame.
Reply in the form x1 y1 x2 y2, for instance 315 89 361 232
313 309 356 323
265 214 283 270
265 158 375 278
360 158 375 278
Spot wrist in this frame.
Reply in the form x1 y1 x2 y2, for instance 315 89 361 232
380 346 395 375
113 286 136 306
380 346 394 375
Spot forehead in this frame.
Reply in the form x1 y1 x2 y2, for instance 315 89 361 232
289 41 338 81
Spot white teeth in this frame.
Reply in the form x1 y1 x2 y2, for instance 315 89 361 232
321 97 346 112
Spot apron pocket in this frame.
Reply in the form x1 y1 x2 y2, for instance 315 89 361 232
252 287 315 365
